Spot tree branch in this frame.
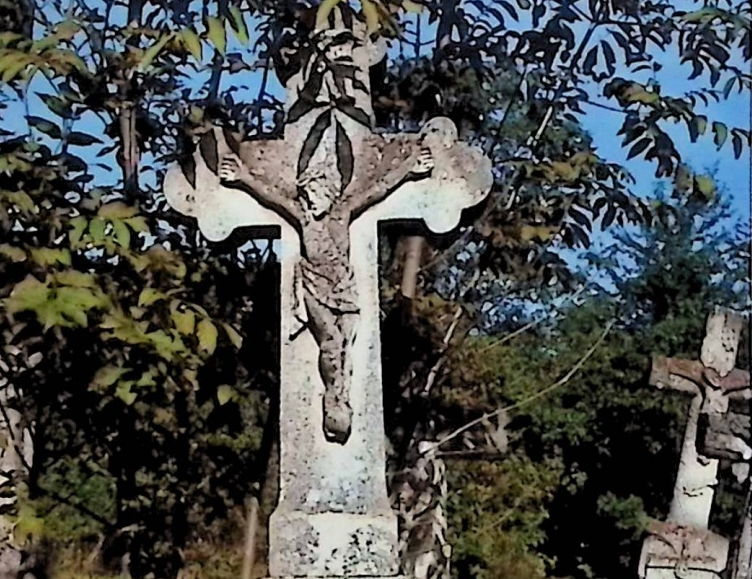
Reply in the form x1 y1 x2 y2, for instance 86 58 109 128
422 319 615 454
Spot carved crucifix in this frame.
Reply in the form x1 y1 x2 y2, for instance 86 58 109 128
695 365 750 579
164 9 492 577
639 307 748 579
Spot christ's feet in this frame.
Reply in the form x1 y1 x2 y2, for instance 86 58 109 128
323 390 352 445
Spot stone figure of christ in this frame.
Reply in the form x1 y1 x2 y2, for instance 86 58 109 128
218 123 448 443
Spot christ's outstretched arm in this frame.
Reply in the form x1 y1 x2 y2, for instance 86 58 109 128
219 153 305 226
346 146 432 219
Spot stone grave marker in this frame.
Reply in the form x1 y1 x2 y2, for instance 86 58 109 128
639 307 748 579
163 9 492 578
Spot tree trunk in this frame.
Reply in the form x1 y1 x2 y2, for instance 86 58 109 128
400 236 424 302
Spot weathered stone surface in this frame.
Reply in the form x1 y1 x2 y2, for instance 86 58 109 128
640 307 748 579
698 411 751 462
164 7 492 578
639 522 730 579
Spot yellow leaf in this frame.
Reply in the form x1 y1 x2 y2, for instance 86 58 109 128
172 307 196 335
138 33 173 72
138 288 165 306
115 382 137 405
222 323 243 349
180 27 203 61
54 270 96 288
519 225 557 243
92 365 128 389
1 190 36 214
0 52 30 82
361 0 381 35
98 201 139 219
695 175 716 198
217 384 236 406
0 244 26 262
206 16 226 55
228 7 249 45
197 319 218 355
88 217 106 244
0 33 27 48
402 0 424 13
316 0 344 30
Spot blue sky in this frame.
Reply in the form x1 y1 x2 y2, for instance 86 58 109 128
2 0 750 234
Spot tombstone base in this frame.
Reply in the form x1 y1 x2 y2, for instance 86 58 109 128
269 508 400 578
642 570 722 579
639 523 729 579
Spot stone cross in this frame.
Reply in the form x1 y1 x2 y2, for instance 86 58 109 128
163 9 492 578
697 376 751 579
639 307 748 579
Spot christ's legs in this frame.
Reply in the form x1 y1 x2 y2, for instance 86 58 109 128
303 293 356 444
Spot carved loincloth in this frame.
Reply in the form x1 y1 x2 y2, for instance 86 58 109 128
297 259 359 315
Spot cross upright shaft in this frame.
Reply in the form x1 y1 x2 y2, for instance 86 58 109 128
648 307 746 528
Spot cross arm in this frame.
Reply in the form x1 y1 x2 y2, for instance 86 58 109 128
345 135 423 218
650 356 751 397
698 410 751 462
220 140 304 225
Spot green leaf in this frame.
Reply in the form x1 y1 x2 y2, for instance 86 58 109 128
88 217 106 244
66 131 103 146
732 132 743 159
27 116 62 139
722 77 736 99
228 7 249 45
206 17 226 56
6 275 50 314
30 247 71 266
56 286 106 310
712 121 728 149
138 33 173 72
39 93 72 118
197 319 218 355
180 27 203 61
68 216 88 247
112 220 131 248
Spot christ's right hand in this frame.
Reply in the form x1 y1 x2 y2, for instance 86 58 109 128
219 155 241 183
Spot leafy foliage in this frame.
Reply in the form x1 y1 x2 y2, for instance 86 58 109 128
0 0 749 578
